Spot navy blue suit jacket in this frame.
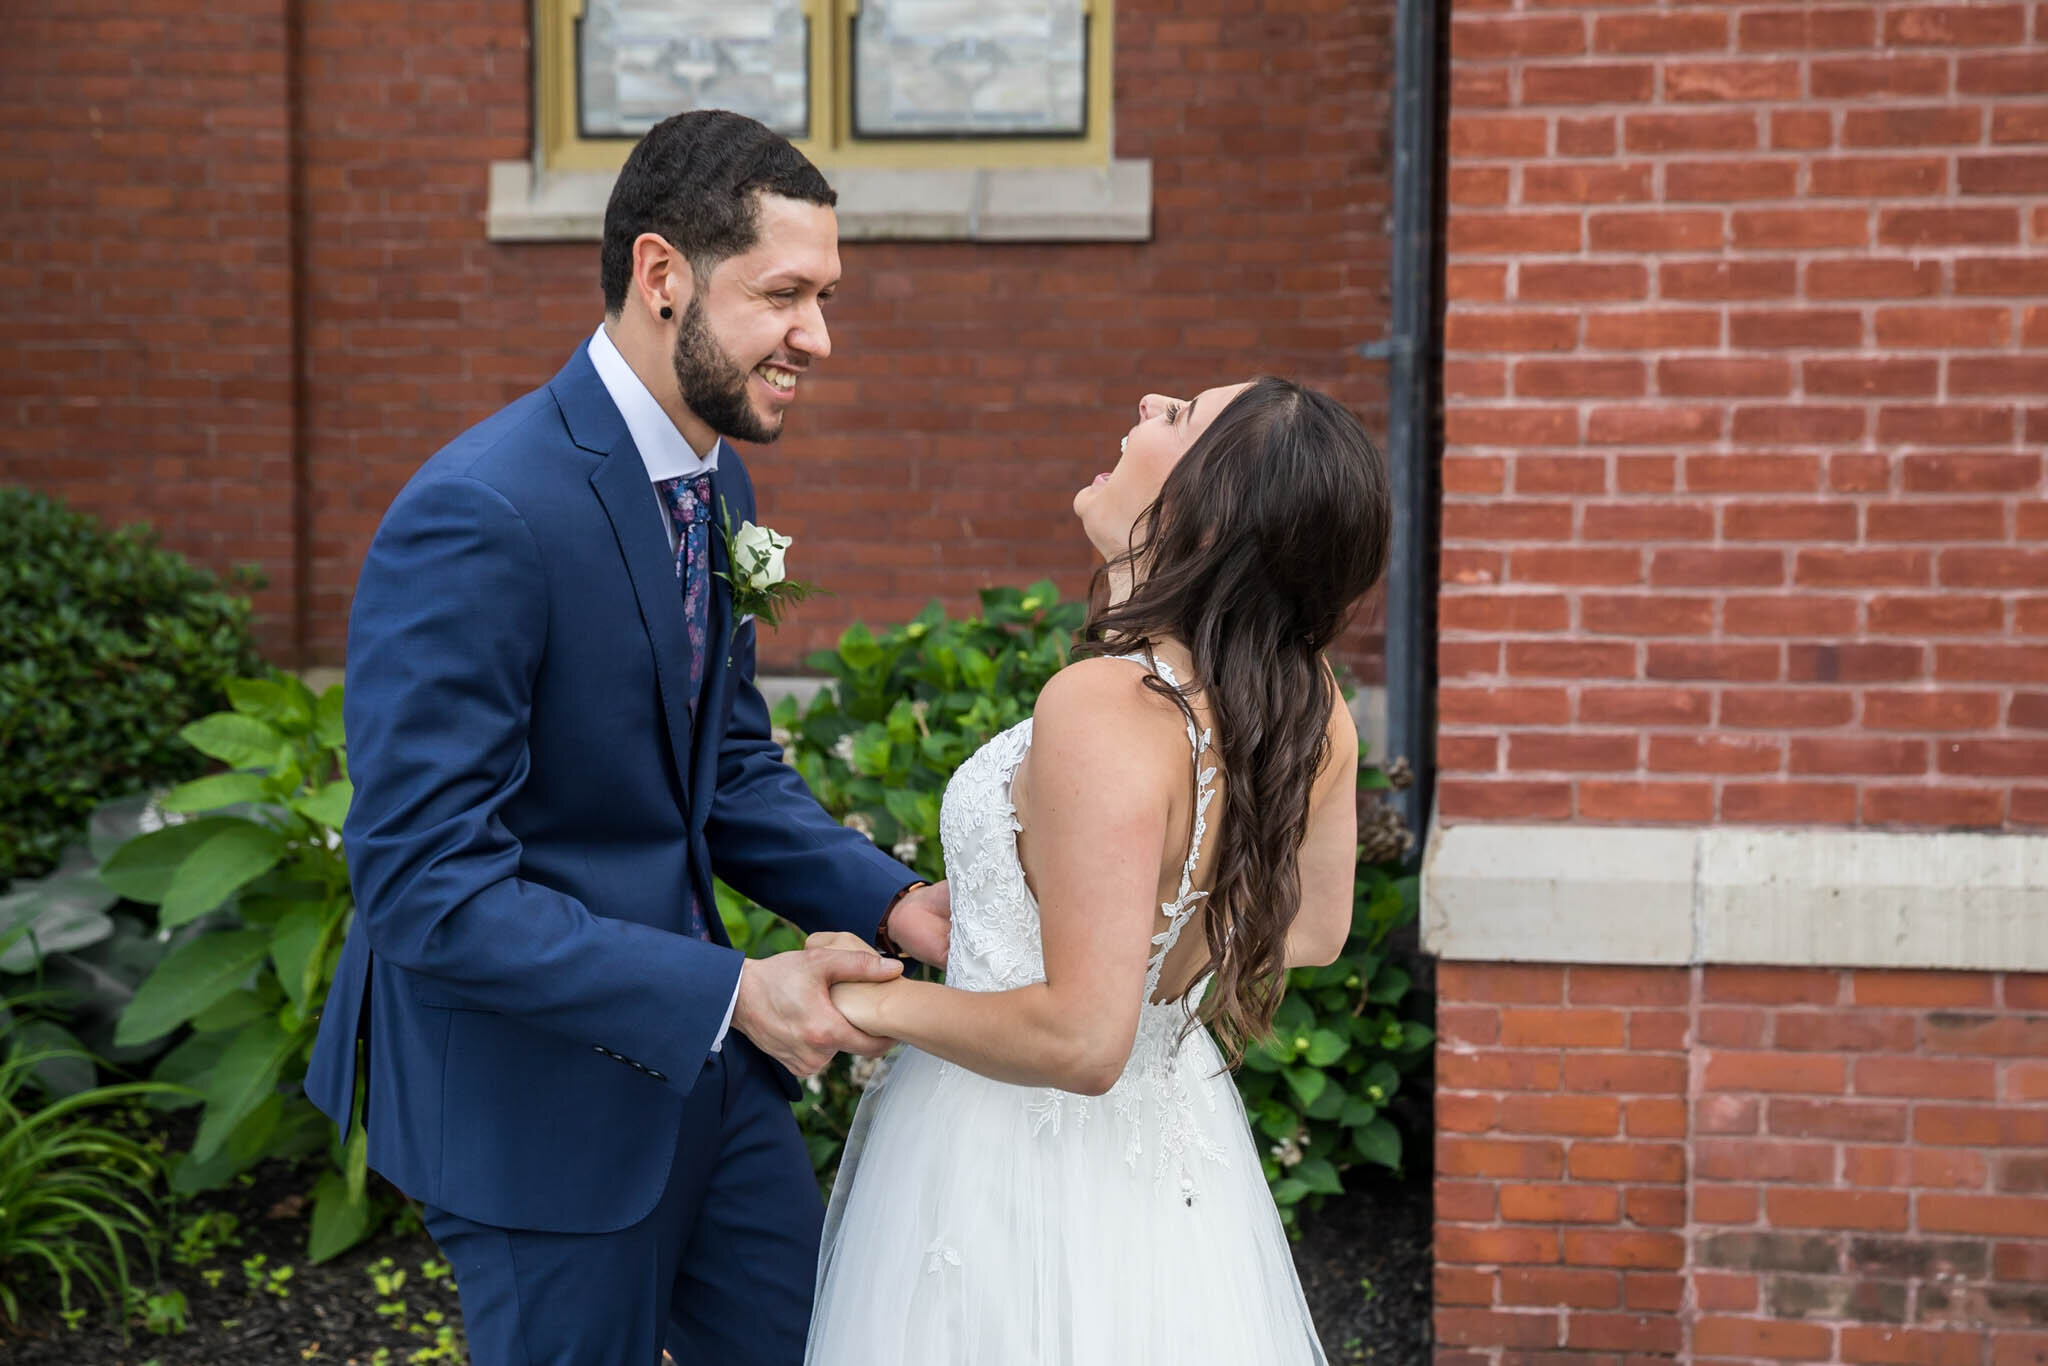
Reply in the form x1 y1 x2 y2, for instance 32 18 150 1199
305 343 913 1234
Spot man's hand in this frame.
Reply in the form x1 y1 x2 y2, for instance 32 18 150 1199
731 941 904 1078
882 879 951 966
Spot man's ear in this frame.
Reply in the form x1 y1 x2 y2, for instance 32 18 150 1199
632 232 694 321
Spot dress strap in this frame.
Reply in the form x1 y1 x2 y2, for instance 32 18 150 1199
1107 652 1214 895
1108 654 1218 991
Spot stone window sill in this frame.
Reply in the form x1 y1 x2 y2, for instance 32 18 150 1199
486 159 1153 243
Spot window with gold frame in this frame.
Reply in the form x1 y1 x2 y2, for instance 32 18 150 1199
536 0 1115 176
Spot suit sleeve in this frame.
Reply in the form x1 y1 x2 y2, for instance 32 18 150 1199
341 474 739 1091
705 617 918 944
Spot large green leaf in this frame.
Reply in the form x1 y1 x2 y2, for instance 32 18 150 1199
147 1028 230 1111
1297 1155 1344 1196
1304 1081 1348 1122
116 930 271 1045
851 727 893 779
192 1017 300 1162
269 905 324 1010
309 1168 374 1263
98 817 242 904
159 822 287 928
159 772 270 814
0 850 119 972
179 712 288 770
836 622 882 671
313 684 347 749
1272 993 1315 1040
229 675 315 733
290 780 353 831
1367 962 1412 1006
1282 1065 1327 1109
224 1092 285 1167
1304 1028 1350 1068
190 989 270 1034
14 1018 95 1097
1354 1115 1402 1169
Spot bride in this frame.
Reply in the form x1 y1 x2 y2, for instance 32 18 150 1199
805 377 1392 1364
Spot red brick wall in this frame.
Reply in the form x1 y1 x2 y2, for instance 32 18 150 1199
1439 1 2048 832
0 0 301 634
1436 962 2048 1366
3 1 1397 675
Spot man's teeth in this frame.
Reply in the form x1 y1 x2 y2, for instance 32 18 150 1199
755 366 796 392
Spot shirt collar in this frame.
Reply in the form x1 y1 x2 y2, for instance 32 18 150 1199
587 323 721 482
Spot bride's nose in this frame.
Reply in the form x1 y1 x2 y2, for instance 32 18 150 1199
1138 393 1182 421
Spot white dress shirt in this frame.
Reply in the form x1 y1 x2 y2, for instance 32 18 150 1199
587 323 741 1055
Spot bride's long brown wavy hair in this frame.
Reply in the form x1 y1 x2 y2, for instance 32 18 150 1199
1073 377 1391 1064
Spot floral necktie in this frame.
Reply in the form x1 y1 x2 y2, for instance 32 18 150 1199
656 471 715 705
656 470 715 941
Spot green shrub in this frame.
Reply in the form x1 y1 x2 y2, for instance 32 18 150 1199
0 950 187 1335
0 796 209 1095
1238 790 1432 1228
0 489 262 887
730 585 1433 1220
774 582 1083 883
98 673 368 1261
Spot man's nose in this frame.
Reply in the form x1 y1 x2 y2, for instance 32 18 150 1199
791 303 831 362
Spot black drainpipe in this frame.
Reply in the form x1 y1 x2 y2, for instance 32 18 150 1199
1358 0 1445 854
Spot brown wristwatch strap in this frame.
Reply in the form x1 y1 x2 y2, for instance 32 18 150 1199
875 880 928 957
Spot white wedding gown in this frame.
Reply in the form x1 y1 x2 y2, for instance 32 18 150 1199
807 658 1328 1365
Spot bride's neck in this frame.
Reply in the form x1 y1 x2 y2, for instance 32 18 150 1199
1103 562 1136 609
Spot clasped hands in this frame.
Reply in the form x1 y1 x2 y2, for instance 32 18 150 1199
730 881 948 1078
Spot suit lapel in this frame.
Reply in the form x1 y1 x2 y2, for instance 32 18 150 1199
559 347 698 807
688 449 736 819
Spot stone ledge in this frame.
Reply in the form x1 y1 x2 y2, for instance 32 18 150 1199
1422 821 2048 972
487 159 1153 243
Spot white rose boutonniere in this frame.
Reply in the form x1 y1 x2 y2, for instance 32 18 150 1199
716 497 823 663
731 520 790 588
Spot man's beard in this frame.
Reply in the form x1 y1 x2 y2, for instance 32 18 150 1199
671 295 782 445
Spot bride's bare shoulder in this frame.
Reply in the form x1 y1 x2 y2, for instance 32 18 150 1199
1027 657 1190 761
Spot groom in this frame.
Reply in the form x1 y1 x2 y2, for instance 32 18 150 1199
306 110 949 1364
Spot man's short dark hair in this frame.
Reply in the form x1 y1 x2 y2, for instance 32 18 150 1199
600 109 837 315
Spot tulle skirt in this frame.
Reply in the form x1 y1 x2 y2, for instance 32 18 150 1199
806 1028 1328 1365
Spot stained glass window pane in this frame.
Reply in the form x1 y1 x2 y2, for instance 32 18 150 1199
579 1 809 139
853 0 1087 138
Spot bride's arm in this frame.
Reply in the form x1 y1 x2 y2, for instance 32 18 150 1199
1284 696 1360 970
829 659 1184 1096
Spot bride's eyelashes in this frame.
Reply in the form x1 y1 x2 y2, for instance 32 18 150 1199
1164 402 1182 425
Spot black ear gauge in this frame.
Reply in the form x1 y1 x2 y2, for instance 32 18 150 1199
660 305 674 320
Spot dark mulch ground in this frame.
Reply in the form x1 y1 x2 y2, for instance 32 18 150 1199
1294 1163 1435 1366
3 1155 462 1366
7 1138 1431 1365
